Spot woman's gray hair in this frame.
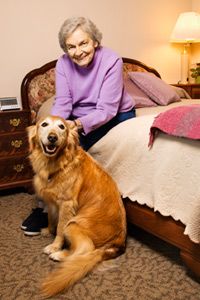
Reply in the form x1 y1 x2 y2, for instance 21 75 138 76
58 17 102 53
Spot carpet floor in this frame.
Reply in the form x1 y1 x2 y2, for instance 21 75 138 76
0 191 199 300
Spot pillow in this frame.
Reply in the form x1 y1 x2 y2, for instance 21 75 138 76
124 75 157 108
128 72 181 105
36 95 54 121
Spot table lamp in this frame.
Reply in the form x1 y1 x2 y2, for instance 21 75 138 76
170 11 200 84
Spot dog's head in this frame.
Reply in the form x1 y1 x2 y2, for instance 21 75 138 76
27 116 79 157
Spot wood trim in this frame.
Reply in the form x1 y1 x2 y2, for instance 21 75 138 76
21 60 57 110
122 57 161 78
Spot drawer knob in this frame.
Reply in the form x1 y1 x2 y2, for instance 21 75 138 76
13 164 24 173
10 118 21 127
11 140 23 148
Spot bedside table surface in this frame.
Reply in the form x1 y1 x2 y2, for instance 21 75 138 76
173 83 200 86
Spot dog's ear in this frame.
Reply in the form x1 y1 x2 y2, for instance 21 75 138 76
26 125 37 152
65 121 79 150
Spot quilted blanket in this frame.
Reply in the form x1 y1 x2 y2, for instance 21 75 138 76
89 115 200 244
149 105 200 147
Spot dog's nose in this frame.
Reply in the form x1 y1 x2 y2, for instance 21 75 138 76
48 134 57 144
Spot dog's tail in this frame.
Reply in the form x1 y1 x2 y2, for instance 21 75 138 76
41 247 118 298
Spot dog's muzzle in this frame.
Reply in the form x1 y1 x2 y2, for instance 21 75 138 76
42 133 59 156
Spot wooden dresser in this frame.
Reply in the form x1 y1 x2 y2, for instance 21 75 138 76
0 109 33 191
172 83 200 99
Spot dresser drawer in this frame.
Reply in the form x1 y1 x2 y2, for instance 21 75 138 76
0 132 29 157
0 110 30 133
191 87 200 99
0 156 33 185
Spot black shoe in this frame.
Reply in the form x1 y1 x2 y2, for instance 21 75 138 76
21 208 44 230
21 208 48 236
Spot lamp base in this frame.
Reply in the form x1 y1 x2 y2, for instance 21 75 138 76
180 48 189 84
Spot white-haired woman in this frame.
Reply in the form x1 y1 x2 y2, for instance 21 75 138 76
21 17 135 235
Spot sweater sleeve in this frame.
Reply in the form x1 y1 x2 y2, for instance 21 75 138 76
51 59 72 119
79 58 124 135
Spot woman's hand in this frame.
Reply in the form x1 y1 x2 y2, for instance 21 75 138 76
66 119 83 132
74 119 83 131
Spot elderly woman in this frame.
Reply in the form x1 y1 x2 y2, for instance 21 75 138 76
52 16 135 150
21 17 135 235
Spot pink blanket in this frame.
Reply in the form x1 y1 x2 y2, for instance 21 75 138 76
149 105 200 147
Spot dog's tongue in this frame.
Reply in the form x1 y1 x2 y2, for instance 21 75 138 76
45 144 57 154
48 144 56 151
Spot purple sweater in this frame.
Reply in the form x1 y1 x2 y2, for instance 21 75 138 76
51 47 134 134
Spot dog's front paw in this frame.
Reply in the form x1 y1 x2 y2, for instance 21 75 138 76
43 243 60 255
49 250 68 261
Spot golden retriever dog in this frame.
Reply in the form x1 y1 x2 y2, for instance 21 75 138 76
27 115 126 298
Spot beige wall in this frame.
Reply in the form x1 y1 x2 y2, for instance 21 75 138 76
1 0 199 105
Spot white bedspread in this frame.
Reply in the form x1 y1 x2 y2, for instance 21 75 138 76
89 104 200 244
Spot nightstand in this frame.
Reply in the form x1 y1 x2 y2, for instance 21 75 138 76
0 109 33 191
172 83 200 99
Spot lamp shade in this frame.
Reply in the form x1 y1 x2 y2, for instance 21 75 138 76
170 12 200 43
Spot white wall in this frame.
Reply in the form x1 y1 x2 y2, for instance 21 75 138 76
1 0 197 105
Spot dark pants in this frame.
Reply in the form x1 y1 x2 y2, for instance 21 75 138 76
79 108 135 151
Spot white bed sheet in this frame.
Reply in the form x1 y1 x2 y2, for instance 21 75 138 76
89 100 200 243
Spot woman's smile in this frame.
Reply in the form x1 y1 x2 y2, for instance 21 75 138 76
66 27 98 67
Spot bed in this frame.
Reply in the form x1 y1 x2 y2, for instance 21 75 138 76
21 57 200 278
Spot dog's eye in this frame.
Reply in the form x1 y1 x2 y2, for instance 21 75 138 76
41 122 48 127
59 124 65 130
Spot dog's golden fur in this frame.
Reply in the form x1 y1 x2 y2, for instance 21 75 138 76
27 116 126 298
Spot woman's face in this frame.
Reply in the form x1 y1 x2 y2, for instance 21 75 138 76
65 27 98 67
